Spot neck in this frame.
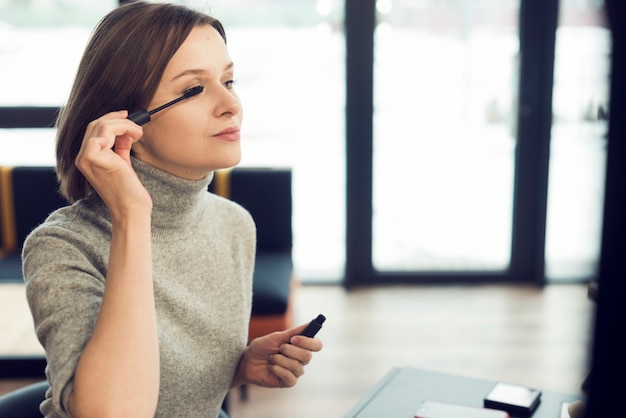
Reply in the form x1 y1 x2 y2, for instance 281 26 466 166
131 157 214 236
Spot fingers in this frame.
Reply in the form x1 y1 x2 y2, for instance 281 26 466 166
280 342 314 365
268 322 324 381
267 346 308 388
74 110 151 218
289 334 323 352
242 322 324 389
268 354 304 388
267 364 298 388
266 340 320 387
79 111 143 164
278 321 324 351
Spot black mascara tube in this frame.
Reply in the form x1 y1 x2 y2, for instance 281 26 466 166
299 314 326 338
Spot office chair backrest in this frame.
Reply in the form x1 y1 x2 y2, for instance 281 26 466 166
0 166 67 281
11 166 67 250
0 381 48 418
214 167 293 253
0 381 231 417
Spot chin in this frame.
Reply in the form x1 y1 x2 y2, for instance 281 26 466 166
212 155 242 171
225 151 243 167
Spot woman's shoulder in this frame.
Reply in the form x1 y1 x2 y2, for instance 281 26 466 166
201 192 257 244
21 199 111 288
23 197 111 256
32 196 108 232
205 191 254 221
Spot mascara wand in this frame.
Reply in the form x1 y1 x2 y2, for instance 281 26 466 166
128 85 204 126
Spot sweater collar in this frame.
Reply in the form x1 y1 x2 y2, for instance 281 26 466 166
131 156 214 231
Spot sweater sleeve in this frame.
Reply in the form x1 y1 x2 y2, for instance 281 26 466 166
22 217 109 416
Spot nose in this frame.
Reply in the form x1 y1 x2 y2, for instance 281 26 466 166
214 86 241 118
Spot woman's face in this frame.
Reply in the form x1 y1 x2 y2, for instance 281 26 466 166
133 24 242 180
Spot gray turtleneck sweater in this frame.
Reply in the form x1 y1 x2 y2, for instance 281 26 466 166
22 157 256 418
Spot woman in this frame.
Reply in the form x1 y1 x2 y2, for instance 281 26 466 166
22 2 322 417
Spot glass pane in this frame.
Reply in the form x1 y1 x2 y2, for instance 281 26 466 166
545 0 610 281
0 0 117 106
148 0 346 282
0 0 118 206
0 129 56 166
373 0 519 272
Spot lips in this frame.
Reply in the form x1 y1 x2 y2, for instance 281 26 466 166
213 127 240 141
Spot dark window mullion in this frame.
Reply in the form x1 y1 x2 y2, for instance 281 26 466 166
344 0 376 287
509 0 559 284
0 107 59 129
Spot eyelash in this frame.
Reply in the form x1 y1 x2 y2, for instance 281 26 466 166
183 85 203 95
183 80 235 94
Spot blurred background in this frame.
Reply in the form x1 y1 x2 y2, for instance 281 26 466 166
0 0 610 286
1 1 616 416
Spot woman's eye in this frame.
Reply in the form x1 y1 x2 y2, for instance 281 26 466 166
224 80 235 89
183 86 203 96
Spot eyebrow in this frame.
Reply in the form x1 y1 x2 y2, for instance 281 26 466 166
170 62 234 82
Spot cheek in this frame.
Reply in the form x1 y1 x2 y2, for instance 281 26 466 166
137 124 190 163
147 114 202 144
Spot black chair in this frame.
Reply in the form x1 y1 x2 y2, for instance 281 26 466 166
0 381 230 418
0 166 67 282
0 381 48 418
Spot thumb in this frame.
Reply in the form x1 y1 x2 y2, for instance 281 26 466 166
274 322 309 342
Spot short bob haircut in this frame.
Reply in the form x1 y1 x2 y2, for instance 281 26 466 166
56 1 226 203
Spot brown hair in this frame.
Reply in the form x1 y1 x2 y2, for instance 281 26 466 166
56 1 226 203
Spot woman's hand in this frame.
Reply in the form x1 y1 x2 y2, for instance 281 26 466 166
75 110 151 220
232 323 324 389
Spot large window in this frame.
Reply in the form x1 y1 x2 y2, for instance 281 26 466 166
0 1 115 107
373 0 519 272
345 0 610 285
0 0 612 285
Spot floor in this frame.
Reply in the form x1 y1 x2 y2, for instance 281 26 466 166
0 282 594 418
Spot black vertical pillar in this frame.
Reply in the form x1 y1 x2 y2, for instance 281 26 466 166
344 0 376 287
509 0 558 284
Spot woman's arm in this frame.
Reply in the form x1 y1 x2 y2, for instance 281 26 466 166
68 111 160 418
